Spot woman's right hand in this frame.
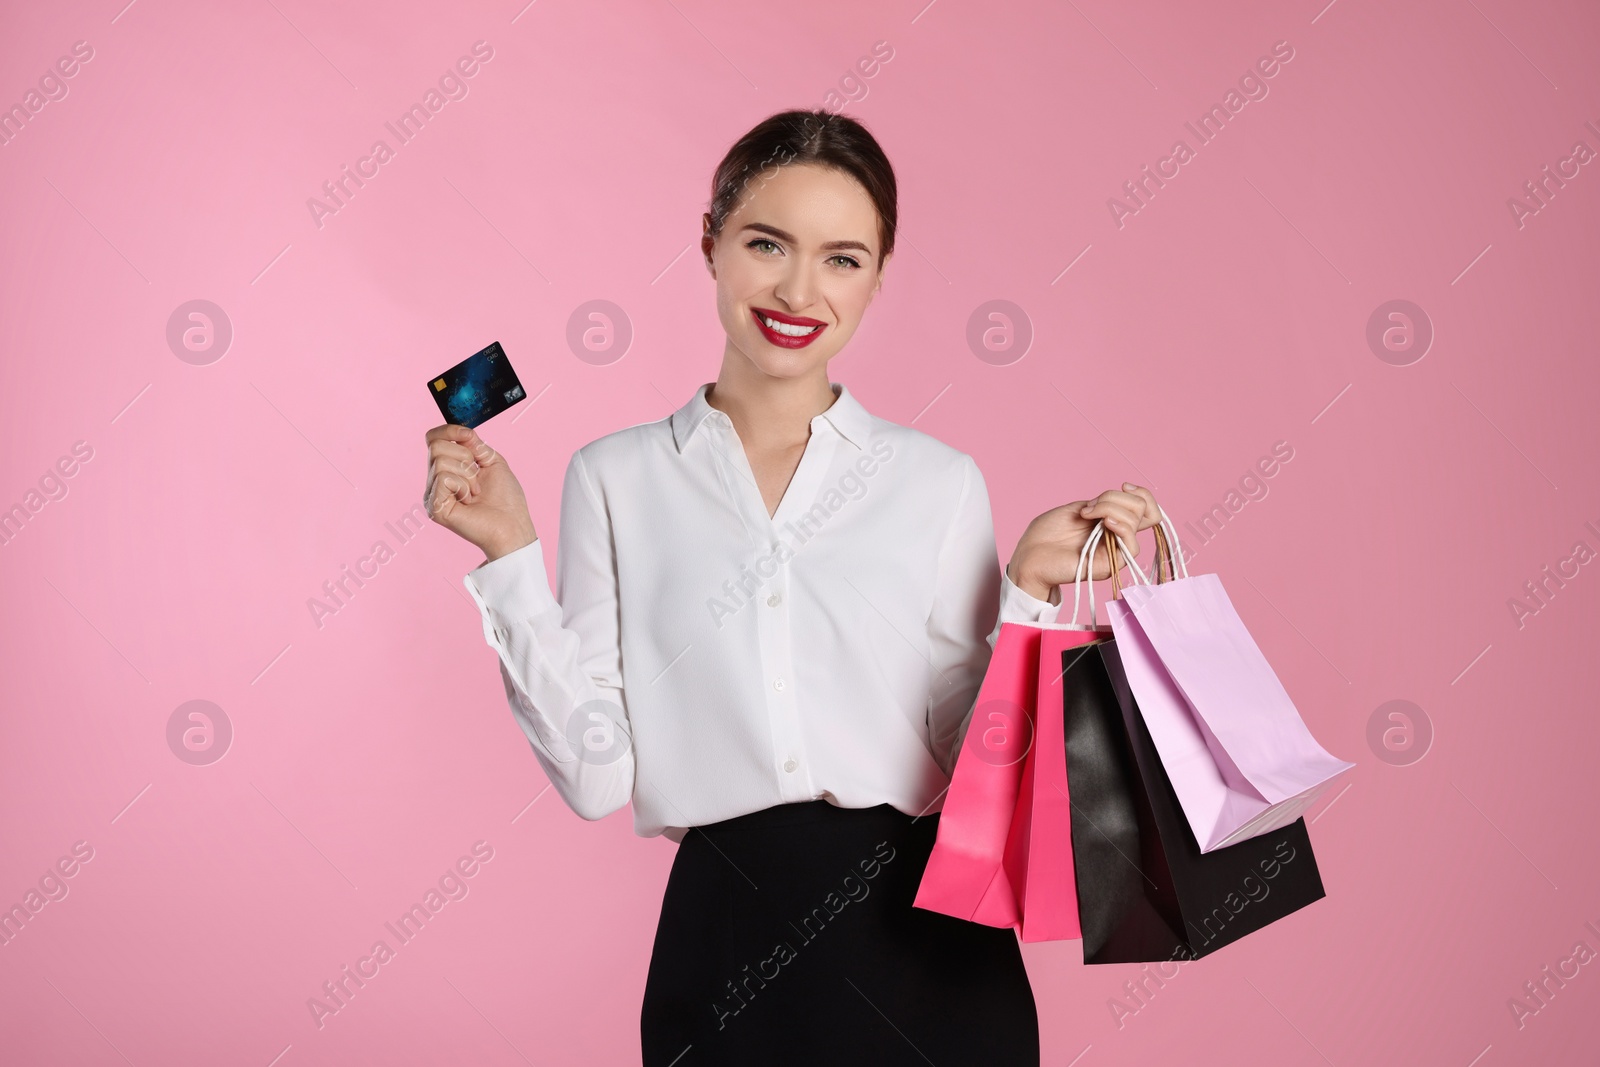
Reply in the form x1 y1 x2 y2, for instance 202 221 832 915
424 424 538 561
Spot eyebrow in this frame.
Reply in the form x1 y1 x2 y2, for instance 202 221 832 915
740 223 875 256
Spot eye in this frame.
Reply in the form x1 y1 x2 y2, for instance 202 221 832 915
747 238 781 255
829 254 862 270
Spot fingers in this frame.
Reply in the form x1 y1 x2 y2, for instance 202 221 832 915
429 439 482 480
424 423 470 447
1077 496 1143 549
1119 482 1162 529
424 477 453 522
1087 527 1129 581
425 436 481 506
1078 481 1165 541
423 426 498 524
425 469 477 521
424 423 499 466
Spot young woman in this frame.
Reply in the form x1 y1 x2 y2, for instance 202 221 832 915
424 110 1161 1066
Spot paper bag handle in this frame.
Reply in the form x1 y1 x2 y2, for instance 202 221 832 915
1070 520 1144 622
1067 517 1107 627
1154 503 1189 580
1105 517 1181 600
1067 502 1184 621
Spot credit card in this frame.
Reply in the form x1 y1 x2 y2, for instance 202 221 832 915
428 341 526 428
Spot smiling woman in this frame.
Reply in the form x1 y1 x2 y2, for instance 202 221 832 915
425 108 1164 1067
700 112 896 375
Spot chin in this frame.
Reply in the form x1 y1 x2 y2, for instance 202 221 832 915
724 323 822 375
746 346 830 380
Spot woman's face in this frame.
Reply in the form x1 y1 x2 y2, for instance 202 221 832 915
703 162 889 382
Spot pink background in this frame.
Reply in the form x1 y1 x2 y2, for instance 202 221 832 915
2 0 1598 1063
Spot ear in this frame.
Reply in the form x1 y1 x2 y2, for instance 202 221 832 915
872 252 891 295
702 213 717 275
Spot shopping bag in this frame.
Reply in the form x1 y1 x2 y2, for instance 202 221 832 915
1106 512 1354 852
1065 523 1328 963
1018 626 1101 942
917 522 1109 935
912 620 1039 929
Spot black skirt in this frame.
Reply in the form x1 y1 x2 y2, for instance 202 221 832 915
640 799 1040 1066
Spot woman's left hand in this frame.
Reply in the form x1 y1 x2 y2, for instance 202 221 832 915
1005 482 1162 604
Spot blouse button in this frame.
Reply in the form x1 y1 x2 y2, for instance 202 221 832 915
783 759 798 773
766 593 782 607
773 678 785 691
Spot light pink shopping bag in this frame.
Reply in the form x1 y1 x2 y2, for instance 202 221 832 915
1103 516 1355 852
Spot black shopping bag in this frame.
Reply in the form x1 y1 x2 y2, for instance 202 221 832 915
1060 637 1327 964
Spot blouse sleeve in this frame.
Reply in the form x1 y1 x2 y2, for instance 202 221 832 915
462 448 635 821
924 455 1062 777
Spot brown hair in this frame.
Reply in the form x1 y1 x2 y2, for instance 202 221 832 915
705 109 898 263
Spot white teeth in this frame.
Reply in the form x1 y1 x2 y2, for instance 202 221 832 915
761 315 820 337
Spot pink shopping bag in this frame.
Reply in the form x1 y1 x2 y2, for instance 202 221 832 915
1018 626 1105 942
1102 514 1355 853
917 525 1110 936
913 621 1039 929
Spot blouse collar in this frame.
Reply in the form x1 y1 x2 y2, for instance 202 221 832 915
671 381 873 454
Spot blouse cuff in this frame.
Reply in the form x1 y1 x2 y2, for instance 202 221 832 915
999 567 1062 626
461 538 554 644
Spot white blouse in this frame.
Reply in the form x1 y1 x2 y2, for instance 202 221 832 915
462 381 1064 841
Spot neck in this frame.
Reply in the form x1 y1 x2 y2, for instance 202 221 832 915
705 362 836 451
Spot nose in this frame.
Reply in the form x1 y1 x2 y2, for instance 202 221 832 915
771 257 817 313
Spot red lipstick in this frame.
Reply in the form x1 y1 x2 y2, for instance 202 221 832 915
751 307 827 350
